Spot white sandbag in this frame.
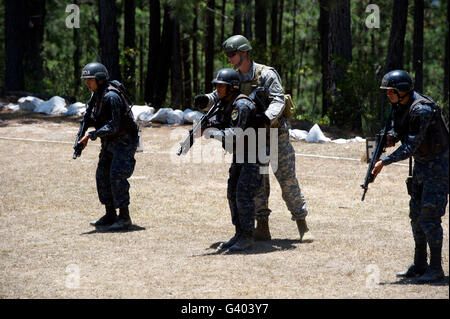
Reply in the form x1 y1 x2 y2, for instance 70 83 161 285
331 138 350 144
305 124 331 143
149 108 173 123
34 96 67 115
351 136 365 143
289 129 308 141
167 109 184 125
132 105 155 122
18 96 44 111
66 102 86 116
4 103 20 111
183 108 204 123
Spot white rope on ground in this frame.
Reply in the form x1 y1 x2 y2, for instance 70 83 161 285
0 135 408 166
0 136 74 144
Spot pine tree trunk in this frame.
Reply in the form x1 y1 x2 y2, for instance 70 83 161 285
380 0 409 121
319 0 329 117
243 0 252 40
383 0 409 73
124 0 136 98
23 0 46 91
255 0 267 63
5 0 26 91
154 4 173 107
145 0 160 104
205 0 215 93
270 0 279 70
233 0 242 35
181 32 192 109
73 0 81 98
443 1 449 104
171 21 183 109
98 0 121 81
193 3 199 96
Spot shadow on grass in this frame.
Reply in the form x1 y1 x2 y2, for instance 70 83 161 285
194 238 312 256
380 276 449 287
80 224 146 235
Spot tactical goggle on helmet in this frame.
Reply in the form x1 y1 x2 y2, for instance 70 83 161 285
212 68 240 90
81 62 109 81
380 69 414 93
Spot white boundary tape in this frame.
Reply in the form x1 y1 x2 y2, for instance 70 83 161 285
0 135 408 166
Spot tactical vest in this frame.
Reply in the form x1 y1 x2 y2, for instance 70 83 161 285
395 93 448 158
239 64 295 123
92 82 139 138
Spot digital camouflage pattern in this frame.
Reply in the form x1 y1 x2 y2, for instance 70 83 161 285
96 133 138 209
254 127 308 221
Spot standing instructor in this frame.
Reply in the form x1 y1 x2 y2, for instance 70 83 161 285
195 35 312 242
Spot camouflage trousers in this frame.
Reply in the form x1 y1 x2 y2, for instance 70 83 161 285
409 150 449 250
227 162 263 232
255 126 308 221
96 134 138 209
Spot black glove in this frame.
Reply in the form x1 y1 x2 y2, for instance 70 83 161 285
194 94 209 108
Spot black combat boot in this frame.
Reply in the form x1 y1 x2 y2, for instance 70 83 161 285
416 245 444 283
90 205 118 227
229 231 254 252
253 219 271 241
221 226 242 249
108 207 132 231
396 245 428 278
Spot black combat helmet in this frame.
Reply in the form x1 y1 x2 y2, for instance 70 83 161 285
222 35 252 53
212 68 240 89
81 62 109 81
380 70 414 93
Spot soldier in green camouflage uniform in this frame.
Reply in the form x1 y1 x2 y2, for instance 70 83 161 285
194 35 312 242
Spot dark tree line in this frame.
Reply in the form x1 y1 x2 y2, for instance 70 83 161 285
2 0 449 135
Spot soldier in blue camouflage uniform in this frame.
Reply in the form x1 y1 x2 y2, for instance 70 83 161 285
78 62 139 231
372 70 449 283
203 68 264 252
195 35 312 242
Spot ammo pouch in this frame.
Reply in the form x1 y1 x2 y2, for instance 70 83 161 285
283 94 295 120
405 157 413 195
405 176 413 195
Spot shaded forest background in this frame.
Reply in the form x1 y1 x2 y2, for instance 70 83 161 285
1 0 449 135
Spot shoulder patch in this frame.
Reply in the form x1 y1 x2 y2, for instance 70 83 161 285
231 109 239 121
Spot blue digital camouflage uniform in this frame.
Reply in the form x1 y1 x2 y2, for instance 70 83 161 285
381 92 449 271
206 61 308 221
206 94 263 233
88 87 138 210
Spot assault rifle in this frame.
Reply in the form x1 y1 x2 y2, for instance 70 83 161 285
176 101 220 156
360 106 393 201
72 93 94 159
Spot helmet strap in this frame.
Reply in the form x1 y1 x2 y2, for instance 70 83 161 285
233 52 245 69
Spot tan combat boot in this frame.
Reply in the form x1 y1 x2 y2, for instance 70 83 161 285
253 219 271 241
296 219 313 243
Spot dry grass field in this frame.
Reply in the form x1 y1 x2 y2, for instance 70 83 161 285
0 110 448 299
